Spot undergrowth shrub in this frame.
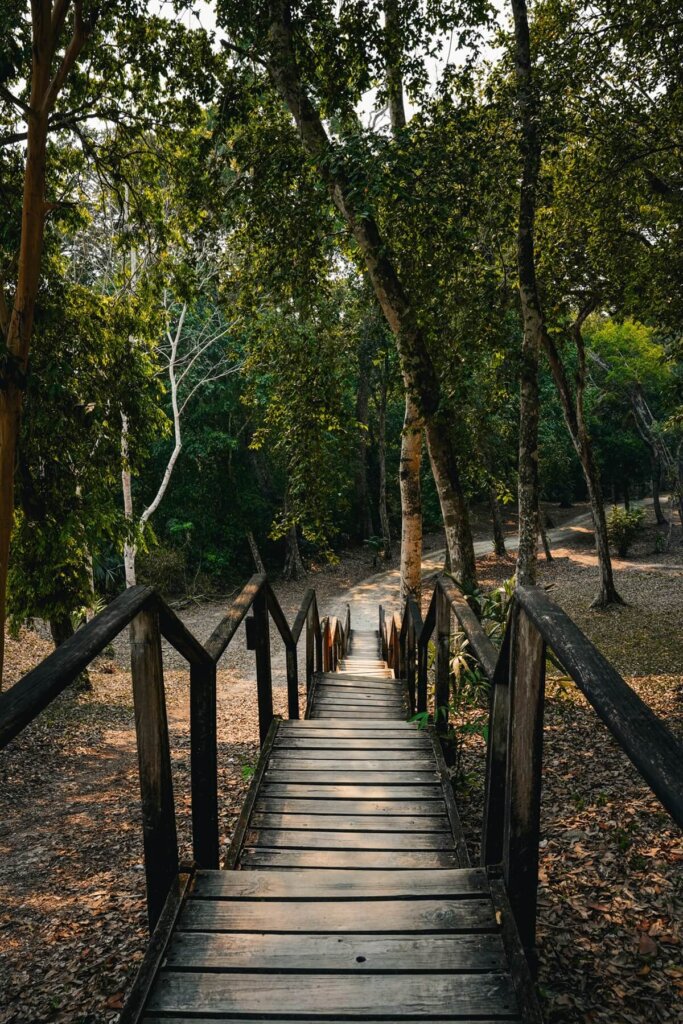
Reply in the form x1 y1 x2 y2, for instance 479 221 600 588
136 544 187 596
606 505 645 556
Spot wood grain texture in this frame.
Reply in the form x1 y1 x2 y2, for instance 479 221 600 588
249 813 450 832
147 971 518 1017
164 931 506 972
180 897 496 933
254 798 447 815
260 784 444 799
264 770 441 784
193 867 489 900
239 848 461 869
245 829 455 850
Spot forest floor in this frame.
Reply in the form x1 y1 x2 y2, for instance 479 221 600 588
0 501 681 1024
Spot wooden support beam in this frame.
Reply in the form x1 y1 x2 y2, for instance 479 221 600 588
502 606 546 957
190 660 219 868
252 587 274 746
130 608 179 931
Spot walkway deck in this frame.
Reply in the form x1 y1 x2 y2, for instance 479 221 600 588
138 630 535 1022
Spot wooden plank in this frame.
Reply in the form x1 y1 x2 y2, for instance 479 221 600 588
145 1017 519 1023
309 712 403 720
314 694 405 705
193 867 490 900
274 738 430 750
267 759 437 771
250 813 450 832
180 897 496 933
313 677 402 689
239 848 460 869
277 727 421 738
280 720 419 729
310 711 405 720
270 749 428 761
246 830 455 850
281 718 417 729
264 770 440 784
254 798 447 815
266 753 432 770
164 931 506 972
261 783 444 799
147 971 517 1018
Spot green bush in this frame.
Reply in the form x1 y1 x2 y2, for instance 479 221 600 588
606 505 645 557
136 545 187 596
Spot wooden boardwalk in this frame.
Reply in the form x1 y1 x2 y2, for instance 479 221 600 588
141 630 534 1021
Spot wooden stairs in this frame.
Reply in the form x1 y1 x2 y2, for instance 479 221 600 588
136 629 540 1022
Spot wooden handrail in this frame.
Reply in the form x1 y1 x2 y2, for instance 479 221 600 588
516 585 683 827
390 573 683 961
0 572 350 934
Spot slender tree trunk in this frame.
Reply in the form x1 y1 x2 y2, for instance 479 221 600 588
623 479 630 510
539 506 553 561
0 7 88 683
247 531 266 574
377 361 392 559
489 486 507 557
399 394 423 600
511 0 621 607
283 525 305 580
652 456 666 525
385 1 424 601
510 0 541 586
354 371 374 540
265 5 476 589
121 413 137 587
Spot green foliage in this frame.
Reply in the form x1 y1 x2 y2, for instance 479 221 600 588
606 506 646 558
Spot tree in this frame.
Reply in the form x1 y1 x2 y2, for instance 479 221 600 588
0 0 218 678
218 0 478 589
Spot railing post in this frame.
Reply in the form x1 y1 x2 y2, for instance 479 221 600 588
434 585 451 740
481 622 512 869
305 606 315 693
406 617 416 714
417 635 428 714
252 587 274 746
130 608 179 931
190 659 219 869
502 604 546 961
285 641 299 720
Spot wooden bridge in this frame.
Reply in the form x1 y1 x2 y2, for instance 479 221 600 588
1 574 681 1022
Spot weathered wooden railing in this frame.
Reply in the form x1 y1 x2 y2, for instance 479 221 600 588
382 576 683 960
0 574 349 932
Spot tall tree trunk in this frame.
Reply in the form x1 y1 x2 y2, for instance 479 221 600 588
511 0 621 607
265 5 476 589
0 6 88 683
283 524 305 580
121 413 137 587
651 456 666 525
489 486 507 558
399 394 423 600
510 0 542 586
385 0 423 601
377 360 392 560
354 371 374 540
